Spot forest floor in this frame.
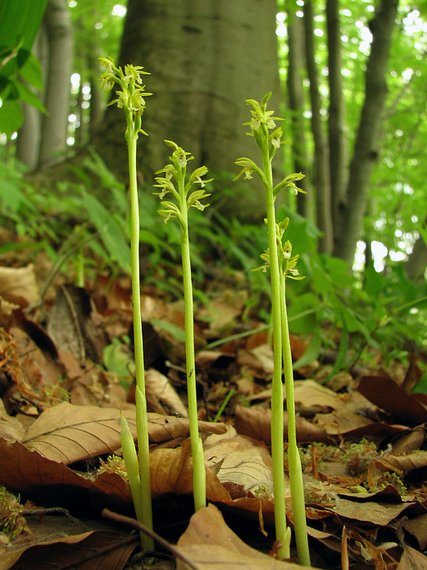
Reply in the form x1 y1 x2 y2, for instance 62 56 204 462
0 258 426 570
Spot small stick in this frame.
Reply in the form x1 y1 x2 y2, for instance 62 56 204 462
101 508 201 570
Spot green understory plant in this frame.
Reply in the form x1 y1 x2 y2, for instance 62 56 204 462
154 140 213 511
235 93 310 564
99 57 154 551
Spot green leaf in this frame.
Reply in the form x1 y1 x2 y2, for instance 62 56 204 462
83 192 131 274
0 99 23 135
288 292 321 334
16 81 46 113
150 319 186 343
19 52 44 90
0 1 47 53
292 334 322 370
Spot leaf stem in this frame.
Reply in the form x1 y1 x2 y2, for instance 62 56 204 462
179 178 206 512
262 138 290 561
280 274 310 566
126 121 154 551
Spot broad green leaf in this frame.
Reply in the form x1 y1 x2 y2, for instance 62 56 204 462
83 192 131 273
0 99 23 135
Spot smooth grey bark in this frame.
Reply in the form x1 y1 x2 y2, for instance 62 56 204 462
286 9 312 219
406 226 427 282
16 32 47 170
334 0 399 263
96 0 281 219
303 1 333 254
326 0 347 243
38 0 73 168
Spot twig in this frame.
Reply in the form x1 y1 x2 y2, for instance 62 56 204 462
101 508 201 570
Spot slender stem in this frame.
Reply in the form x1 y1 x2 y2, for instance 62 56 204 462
126 124 153 550
179 183 206 511
281 275 311 566
262 142 290 560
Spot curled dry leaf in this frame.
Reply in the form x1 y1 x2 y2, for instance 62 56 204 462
358 376 427 426
0 513 137 570
330 497 414 526
176 503 315 570
204 429 274 499
374 450 427 475
0 264 39 306
145 368 188 417
19 402 225 464
234 405 331 444
150 440 230 501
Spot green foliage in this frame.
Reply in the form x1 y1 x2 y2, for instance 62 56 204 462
0 0 47 136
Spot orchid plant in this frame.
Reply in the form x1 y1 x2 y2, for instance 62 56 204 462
99 57 154 551
235 93 310 565
154 140 213 511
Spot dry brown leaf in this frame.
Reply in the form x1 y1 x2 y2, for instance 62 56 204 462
0 514 137 570
0 438 130 506
204 429 274 498
234 405 331 444
145 368 188 417
0 400 26 442
397 544 427 569
20 402 225 464
150 440 230 501
176 503 316 569
0 264 39 306
401 513 427 550
238 343 274 378
294 380 345 411
358 376 427 426
331 498 413 525
199 289 246 334
374 450 427 475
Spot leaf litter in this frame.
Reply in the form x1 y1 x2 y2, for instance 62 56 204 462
0 275 426 569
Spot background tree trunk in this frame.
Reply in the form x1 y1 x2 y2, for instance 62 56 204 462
406 221 427 282
334 0 399 263
326 0 347 246
286 9 311 219
38 0 73 168
95 0 281 220
303 0 333 254
16 32 47 170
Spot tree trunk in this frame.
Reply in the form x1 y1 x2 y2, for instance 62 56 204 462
38 0 73 168
303 1 333 254
286 9 311 219
326 0 347 245
16 31 47 170
95 0 280 220
334 0 399 263
406 221 427 282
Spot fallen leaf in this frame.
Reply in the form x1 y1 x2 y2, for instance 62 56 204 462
145 368 188 417
18 402 226 464
205 430 274 498
150 440 230 501
176 503 316 569
331 497 413 525
0 514 137 570
401 513 427 551
234 405 331 444
397 544 427 569
374 450 427 475
358 376 427 426
0 264 39 306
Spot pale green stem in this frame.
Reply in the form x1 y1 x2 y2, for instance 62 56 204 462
280 274 311 566
75 247 84 288
125 123 153 548
261 142 290 560
179 182 206 512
